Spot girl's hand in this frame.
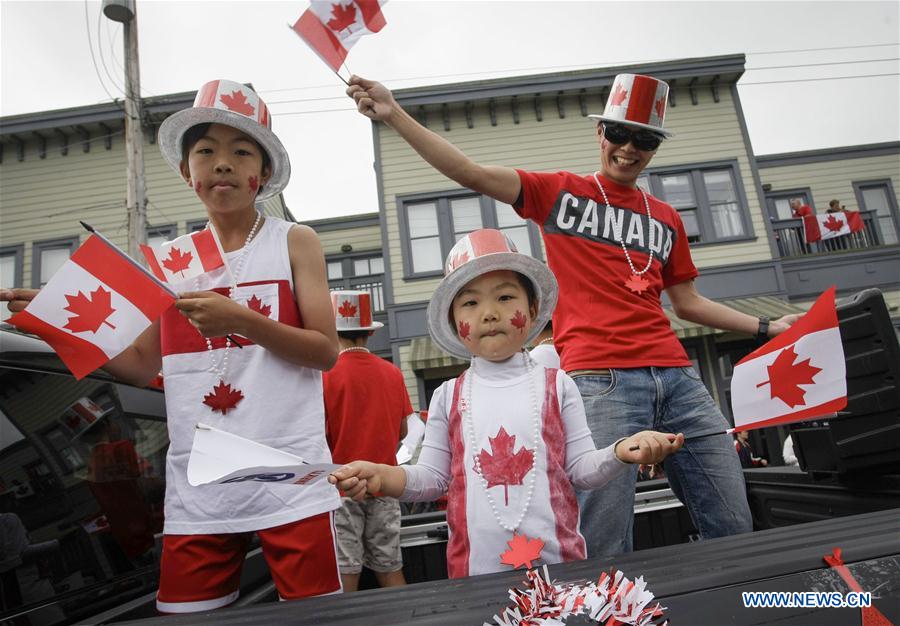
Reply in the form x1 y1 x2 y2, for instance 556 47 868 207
328 461 382 501
346 76 396 122
615 431 684 465
175 291 250 337
1 288 38 314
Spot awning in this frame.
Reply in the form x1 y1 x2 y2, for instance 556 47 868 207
665 295 806 339
408 337 468 372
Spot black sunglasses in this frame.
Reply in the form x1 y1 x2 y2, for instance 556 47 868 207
602 123 664 151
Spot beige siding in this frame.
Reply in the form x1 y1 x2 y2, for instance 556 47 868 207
379 85 773 306
315 223 382 256
395 343 420 408
1 133 287 288
759 153 900 214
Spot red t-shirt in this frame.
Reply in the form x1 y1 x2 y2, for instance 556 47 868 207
323 351 414 466
792 204 814 218
515 170 699 370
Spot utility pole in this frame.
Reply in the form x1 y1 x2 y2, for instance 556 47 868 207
103 0 146 258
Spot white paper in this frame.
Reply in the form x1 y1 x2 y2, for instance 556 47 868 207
187 423 341 488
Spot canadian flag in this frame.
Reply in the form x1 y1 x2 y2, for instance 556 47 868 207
9 234 176 380
802 211 864 244
292 0 388 72
140 228 230 286
730 287 847 431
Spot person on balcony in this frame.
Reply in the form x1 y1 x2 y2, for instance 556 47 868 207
790 198 814 218
827 199 845 214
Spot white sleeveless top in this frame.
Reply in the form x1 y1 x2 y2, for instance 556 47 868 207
160 217 339 534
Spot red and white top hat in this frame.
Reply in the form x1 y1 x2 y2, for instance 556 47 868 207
588 73 673 138
332 290 384 332
427 229 558 359
158 79 290 201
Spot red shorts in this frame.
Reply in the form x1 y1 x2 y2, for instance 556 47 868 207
156 512 341 613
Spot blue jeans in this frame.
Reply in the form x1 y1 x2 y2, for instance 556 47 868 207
574 366 752 558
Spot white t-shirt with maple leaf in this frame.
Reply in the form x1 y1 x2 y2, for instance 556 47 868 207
402 352 626 577
159 217 339 534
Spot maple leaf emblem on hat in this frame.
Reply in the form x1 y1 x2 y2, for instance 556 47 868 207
219 90 255 116
161 246 192 277
448 250 469 272
63 287 116 333
247 294 271 317
823 215 846 232
338 300 357 318
326 2 357 32
476 427 534 506
757 346 822 408
203 381 244 415
610 85 628 106
655 96 666 119
500 532 544 570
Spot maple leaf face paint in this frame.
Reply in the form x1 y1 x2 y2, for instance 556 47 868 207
248 176 259 194
450 270 534 361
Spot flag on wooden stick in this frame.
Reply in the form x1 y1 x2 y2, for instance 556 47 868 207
292 0 388 72
10 233 176 379
730 287 846 431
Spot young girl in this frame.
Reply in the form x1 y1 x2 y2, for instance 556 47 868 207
330 229 683 577
4 79 342 611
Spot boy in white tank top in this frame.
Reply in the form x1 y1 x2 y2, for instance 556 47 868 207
330 229 684 577
4 79 343 612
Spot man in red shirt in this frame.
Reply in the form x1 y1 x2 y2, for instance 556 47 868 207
346 73 801 557
323 290 411 591
790 198 814 218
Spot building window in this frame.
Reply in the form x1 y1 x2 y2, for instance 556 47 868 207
187 219 207 233
764 188 814 221
398 190 543 279
328 254 386 312
146 224 176 248
1 245 24 322
640 162 752 245
853 179 898 245
32 237 78 288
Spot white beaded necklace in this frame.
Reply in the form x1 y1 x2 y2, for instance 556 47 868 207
536 337 554 347
198 211 262 380
339 346 370 355
592 171 654 277
461 349 539 533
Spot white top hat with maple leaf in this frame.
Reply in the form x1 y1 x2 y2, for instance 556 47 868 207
158 79 290 201
332 290 384 331
427 229 558 359
588 73 674 138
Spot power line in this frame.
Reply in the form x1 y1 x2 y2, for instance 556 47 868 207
96 4 126 96
83 0 120 104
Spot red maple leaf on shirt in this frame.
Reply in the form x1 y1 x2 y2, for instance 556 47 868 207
500 532 544 570
624 274 650 294
757 346 822 408
161 246 193 276
338 300 357 318
326 2 356 31
610 85 628 106
476 427 534 506
823 215 846 232
510 310 527 333
219 90 255 116
247 294 271 317
203 381 244 415
63 287 116 333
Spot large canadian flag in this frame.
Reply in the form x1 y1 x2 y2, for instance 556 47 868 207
802 211 864 244
10 234 176 380
730 287 847 431
140 228 230 286
292 0 388 72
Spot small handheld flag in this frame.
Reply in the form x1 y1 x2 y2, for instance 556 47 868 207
292 0 388 73
140 227 231 286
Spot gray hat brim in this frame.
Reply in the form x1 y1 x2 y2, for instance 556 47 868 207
158 108 291 201
337 321 384 332
426 253 558 360
588 114 674 138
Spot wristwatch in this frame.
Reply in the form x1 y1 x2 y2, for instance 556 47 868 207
756 315 771 341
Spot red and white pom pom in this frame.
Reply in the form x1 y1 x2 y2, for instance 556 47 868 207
486 566 667 626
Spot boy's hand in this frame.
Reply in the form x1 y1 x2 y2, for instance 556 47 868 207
346 76 396 122
175 291 250 337
1 288 38 314
769 313 802 337
328 461 382 501
615 431 684 465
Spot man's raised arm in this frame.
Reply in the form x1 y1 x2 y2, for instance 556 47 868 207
347 76 522 206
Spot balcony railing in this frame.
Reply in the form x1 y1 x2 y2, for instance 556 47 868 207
771 210 883 258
